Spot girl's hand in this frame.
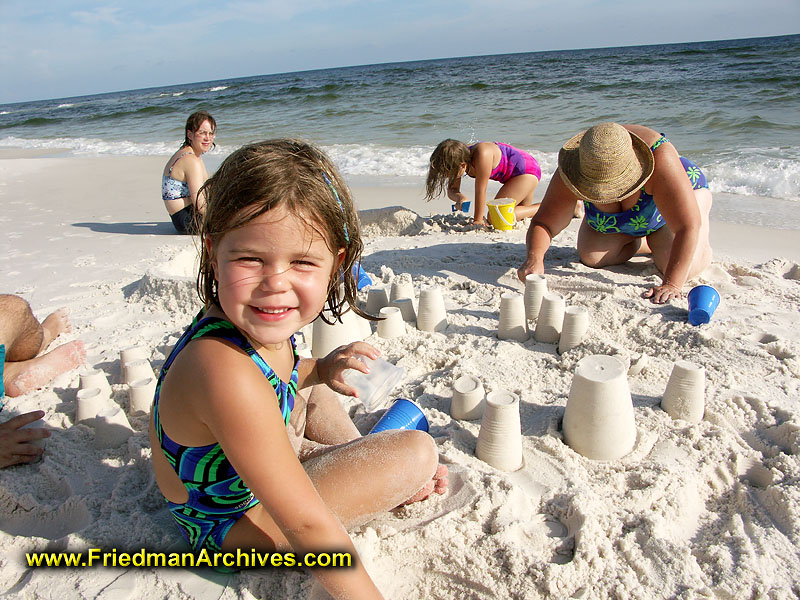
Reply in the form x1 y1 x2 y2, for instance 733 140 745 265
642 282 682 304
517 260 544 283
316 341 380 396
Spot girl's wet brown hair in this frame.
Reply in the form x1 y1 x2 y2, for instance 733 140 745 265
197 138 368 323
424 139 471 201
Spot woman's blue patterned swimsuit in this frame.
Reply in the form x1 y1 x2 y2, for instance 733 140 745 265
153 313 298 554
584 135 709 237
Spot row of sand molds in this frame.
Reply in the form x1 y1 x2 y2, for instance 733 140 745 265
452 355 706 468
74 344 156 449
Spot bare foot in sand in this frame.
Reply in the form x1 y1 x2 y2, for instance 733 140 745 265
40 308 72 351
4 340 86 397
400 464 449 506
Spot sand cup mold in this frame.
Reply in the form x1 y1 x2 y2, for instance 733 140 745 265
661 360 705 423
498 292 529 342
523 274 548 321
450 374 485 421
475 390 523 471
563 355 636 461
417 286 447 333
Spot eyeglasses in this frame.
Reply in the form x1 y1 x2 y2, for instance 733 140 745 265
195 130 216 138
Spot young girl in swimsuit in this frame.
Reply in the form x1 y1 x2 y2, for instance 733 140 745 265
149 139 447 599
161 111 216 234
425 139 542 228
517 122 713 304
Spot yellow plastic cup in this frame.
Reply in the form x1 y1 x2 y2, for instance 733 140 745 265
487 198 515 231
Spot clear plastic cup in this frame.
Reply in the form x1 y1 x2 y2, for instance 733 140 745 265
342 356 404 412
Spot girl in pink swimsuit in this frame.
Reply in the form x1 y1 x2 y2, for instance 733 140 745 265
425 139 542 228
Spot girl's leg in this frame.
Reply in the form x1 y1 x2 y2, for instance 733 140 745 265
496 175 539 220
222 430 443 551
577 219 644 268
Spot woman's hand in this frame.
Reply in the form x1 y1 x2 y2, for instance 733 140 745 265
642 282 682 304
315 341 380 397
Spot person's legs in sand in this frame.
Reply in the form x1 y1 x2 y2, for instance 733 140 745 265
222 384 447 552
0 295 85 397
646 188 714 280
577 219 645 268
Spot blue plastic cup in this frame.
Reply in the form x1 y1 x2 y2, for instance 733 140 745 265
368 398 429 434
687 285 720 325
451 201 471 213
352 262 373 291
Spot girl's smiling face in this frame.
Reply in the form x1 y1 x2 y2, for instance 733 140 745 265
209 205 343 349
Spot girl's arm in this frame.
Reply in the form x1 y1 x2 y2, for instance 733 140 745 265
644 144 702 302
446 175 468 205
517 171 579 281
470 143 494 225
192 343 384 599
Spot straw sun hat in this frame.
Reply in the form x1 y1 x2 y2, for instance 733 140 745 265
558 122 655 204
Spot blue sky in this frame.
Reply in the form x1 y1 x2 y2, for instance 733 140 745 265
1 0 798 104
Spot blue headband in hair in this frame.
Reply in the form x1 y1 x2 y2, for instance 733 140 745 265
322 172 349 244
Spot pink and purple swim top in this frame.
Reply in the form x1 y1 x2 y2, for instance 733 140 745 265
471 142 542 184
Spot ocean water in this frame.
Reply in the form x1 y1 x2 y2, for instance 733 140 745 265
1 35 798 216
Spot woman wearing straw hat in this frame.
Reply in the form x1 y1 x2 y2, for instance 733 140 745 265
517 123 712 304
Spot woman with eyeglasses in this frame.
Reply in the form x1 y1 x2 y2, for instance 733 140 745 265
161 111 216 234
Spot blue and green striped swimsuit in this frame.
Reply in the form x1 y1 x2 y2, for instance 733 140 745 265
153 314 298 553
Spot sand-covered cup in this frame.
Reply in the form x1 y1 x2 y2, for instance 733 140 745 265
534 291 565 344
123 359 155 385
79 368 112 398
390 297 417 323
475 390 523 471
558 306 590 354
661 360 705 423
365 287 391 316
93 405 134 449
498 292 529 342
75 387 110 423
119 345 148 366
450 375 485 420
417 286 447 333
128 377 156 416
390 279 414 303
524 274 548 321
563 355 636 461
377 306 406 339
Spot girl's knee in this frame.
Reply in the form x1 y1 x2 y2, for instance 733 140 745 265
395 430 438 475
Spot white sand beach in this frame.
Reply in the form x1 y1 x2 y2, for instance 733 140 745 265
1 153 800 599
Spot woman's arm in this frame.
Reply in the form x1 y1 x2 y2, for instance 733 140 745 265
182 155 208 211
644 144 702 302
192 344 384 599
517 171 579 281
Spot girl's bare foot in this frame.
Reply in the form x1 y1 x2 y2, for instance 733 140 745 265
4 340 86 397
41 308 72 350
399 464 449 506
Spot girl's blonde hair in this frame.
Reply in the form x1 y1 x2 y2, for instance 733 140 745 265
197 139 367 323
424 139 471 201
